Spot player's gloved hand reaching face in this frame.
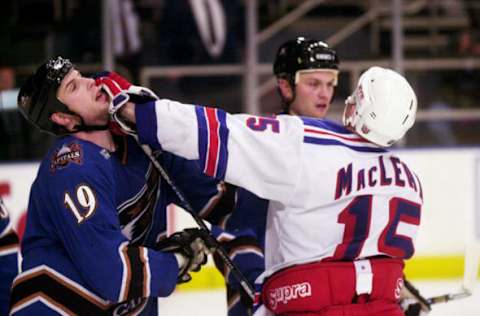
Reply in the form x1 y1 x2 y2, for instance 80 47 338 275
155 228 210 283
96 75 130 115
94 71 159 103
94 72 159 134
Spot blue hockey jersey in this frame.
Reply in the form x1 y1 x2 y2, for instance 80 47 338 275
10 135 224 315
0 199 19 316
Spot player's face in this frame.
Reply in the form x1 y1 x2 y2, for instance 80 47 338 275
57 69 110 126
290 71 335 118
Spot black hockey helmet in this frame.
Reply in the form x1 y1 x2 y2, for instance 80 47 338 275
18 56 75 135
273 37 339 85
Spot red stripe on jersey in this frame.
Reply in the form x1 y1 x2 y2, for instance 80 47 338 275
205 108 220 176
304 128 369 143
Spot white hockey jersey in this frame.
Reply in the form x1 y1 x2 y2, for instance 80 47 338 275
136 100 423 279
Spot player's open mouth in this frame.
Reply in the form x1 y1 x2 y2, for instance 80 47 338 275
96 89 109 103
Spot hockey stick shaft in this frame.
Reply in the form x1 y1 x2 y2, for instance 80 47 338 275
426 290 471 305
138 142 256 301
425 240 479 305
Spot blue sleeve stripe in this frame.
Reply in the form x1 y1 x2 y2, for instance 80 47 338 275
195 106 208 173
215 109 228 179
304 127 369 143
304 137 387 153
301 117 352 134
136 101 162 150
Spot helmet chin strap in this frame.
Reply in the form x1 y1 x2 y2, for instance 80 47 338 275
73 123 110 133
69 115 109 133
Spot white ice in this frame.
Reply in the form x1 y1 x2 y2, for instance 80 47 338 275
158 280 480 316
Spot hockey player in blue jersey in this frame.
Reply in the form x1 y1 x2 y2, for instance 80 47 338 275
10 57 222 315
94 70 263 316
0 197 19 315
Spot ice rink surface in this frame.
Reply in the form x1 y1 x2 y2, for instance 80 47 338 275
158 280 479 315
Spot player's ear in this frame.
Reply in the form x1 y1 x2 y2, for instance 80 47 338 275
50 112 79 132
278 79 293 101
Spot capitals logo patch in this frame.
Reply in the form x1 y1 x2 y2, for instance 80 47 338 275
50 143 83 173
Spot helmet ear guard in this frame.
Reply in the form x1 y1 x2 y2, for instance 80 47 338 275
342 67 417 147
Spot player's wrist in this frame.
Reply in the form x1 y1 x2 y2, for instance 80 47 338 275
118 102 137 124
173 252 188 274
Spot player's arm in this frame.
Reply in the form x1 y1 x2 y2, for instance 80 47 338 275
162 154 265 287
211 225 264 312
161 156 264 315
0 198 19 257
47 164 200 302
97 72 302 204
161 152 235 222
130 100 304 204
0 199 19 316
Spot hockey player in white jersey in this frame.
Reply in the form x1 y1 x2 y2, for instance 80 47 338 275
225 37 429 316
220 37 340 315
105 66 421 316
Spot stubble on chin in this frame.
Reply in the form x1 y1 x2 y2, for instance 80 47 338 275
101 112 110 123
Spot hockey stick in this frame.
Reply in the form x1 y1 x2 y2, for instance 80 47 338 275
426 290 471 305
136 140 256 302
101 79 256 302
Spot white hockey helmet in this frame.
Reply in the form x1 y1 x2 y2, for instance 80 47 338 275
342 66 417 147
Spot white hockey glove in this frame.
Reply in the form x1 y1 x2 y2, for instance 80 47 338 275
94 72 159 135
156 228 210 283
400 279 431 316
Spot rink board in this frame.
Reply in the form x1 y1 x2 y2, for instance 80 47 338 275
1 147 480 288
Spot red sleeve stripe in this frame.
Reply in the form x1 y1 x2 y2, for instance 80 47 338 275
205 107 221 176
196 106 229 179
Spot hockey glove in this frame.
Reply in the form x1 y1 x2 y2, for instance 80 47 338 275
400 278 431 316
95 74 133 134
156 228 210 283
94 72 159 134
94 71 159 103
95 74 130 116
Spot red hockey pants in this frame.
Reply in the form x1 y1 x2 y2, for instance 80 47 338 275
261 258 405 316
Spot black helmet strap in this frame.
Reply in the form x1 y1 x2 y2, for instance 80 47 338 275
70 118 110 133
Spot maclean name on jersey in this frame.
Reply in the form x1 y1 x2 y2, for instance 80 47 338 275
334 155 422 200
